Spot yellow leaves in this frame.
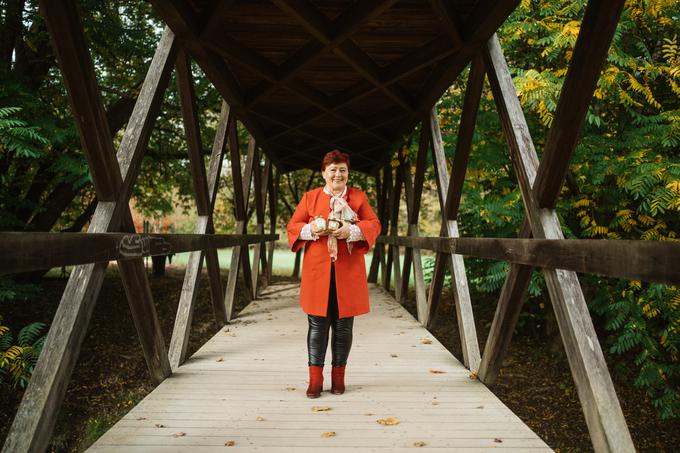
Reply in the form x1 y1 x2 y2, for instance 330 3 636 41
469 371 479 380
376 417 400 425
574 198 591 208
321 431 336 438
413 441 427 447
172 432 186 438
420 338 432 345
224 440 236 446
666 180 680 194
429 370 447 374
255 416 265 421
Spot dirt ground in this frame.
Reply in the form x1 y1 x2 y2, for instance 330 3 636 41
1 268 678 452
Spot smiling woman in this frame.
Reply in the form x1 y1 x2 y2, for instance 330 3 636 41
286 150 381 398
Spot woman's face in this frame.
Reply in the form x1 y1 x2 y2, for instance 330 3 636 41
322 162 349 193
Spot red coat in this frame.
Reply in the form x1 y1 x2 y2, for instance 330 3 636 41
287 187 381 317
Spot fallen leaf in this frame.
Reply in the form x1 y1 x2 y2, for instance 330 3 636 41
136 417 146 420
321 431 336 438
364 412 373 416
413 441 426 447
285 386 296 391
420 338 432 344
311 406 332 412
172 432 186 438
224 440 236 446
431 401 439 406
469 371 479 380
154 423 165 428
390 354 398 358
476 405 484 409
256 416 265 421
376 417 400 426
494 438 503 443
216 357 224 362
429 369 447 374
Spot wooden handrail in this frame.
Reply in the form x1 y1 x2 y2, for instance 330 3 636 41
0 232 278 275
377 235 680 286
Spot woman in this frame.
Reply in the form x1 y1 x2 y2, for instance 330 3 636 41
287 150 381 398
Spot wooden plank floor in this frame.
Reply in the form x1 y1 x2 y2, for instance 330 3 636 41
89 283 552 452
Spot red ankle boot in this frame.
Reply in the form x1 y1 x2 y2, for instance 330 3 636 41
306 365 323 398
331 365 346 394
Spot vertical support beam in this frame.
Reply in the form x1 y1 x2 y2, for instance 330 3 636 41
381 164 393 289
266 168 280 284
430 105 481 372
168 71 231 370
251 151 271 295
3 7 176 450
400 122 430 322
367 168 383 283
224 129 256 320
390 161 403 300
483 33 633 453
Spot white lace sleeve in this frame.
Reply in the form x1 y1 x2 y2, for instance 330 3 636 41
299 223 319 241
347 224 365 243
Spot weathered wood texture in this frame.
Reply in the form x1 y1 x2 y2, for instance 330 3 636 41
376 236 680 286
0 233 277 275
2 9 176 452
170 59 232 369
484 34 634 453
224 132 257 321
429 106 481 372
88 283 552 453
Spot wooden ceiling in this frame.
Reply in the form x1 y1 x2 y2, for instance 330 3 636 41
151 0 519 173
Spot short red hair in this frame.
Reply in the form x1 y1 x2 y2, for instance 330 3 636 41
321 149 350 172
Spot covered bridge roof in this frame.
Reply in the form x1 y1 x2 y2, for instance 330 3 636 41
153 0 519 172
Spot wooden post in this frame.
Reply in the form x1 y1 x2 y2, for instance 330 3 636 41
168 64 231 371
430 106 481 372
381 164 393 290
367 168 382 283
251 152 271 295
3 5 176 450
265 166 279 285
224 129 257 320
399 129 429 322
483 33 633 453
390 161 403 300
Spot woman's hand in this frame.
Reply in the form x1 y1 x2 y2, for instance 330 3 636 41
331 221 351 239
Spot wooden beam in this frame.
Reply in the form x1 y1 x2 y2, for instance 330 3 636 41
266 168 280 284
390 160 403 300
534 0 625 208
377 235 680 286
367 169 383 283
224 134 257 321
430 106 481 372
483 34 634 453
2 16 177 452
168 96 232 369
244 0 400 108
399 130 428 322
381 165 393 290
445 55 485 220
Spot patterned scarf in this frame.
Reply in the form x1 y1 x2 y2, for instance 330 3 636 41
323 185 358 261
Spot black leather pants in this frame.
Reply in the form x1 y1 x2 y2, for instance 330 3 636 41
307 264 354 367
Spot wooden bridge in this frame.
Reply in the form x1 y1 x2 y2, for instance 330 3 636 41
2 0 677 452
87 283 551 452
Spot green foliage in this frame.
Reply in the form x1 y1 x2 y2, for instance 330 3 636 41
414 0 680 419
0 316 46 389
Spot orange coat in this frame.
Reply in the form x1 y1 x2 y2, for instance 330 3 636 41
287 187 381 318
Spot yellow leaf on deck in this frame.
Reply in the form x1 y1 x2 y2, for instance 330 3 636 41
414 441 427 447
429 369 447 374
469 371 479 380
256 416 265 421
376 417 400 425
172 432 186 437
224 440 236 446
321 431 336 438
312 406 332 412
420 338 432 344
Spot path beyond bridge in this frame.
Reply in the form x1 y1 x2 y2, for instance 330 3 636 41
88 283 552 452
